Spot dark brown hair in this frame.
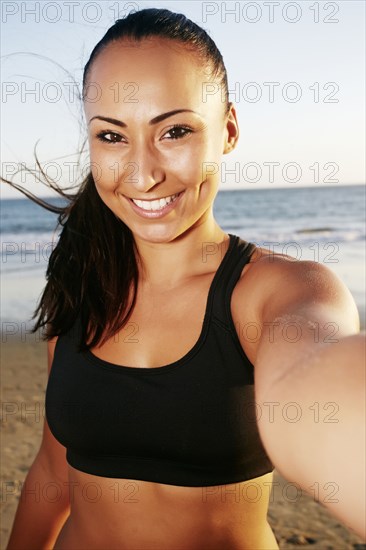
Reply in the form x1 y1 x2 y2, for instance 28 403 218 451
2 8 230 352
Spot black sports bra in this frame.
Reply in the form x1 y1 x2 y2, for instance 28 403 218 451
45 234 273 486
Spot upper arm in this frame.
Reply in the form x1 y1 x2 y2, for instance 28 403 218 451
36 336 69 484
235 255 360 402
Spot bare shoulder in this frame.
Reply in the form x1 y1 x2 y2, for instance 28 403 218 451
235 244 358 316
231 245 359 364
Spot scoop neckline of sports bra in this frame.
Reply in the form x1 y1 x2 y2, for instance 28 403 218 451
82 233 237 374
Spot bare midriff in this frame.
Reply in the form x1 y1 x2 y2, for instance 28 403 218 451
53 467 278 550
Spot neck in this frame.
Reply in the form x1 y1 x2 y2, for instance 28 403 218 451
133 216 229 290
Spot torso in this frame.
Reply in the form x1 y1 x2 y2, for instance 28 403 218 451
55 469 277 549
53 242 287 549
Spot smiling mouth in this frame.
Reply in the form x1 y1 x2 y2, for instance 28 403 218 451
129 192 182 212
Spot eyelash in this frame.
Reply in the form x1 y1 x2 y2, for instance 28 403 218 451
95 124 194 145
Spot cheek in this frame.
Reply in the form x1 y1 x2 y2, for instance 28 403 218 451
167 139 222 188
90 148 116 189
93 183 122 223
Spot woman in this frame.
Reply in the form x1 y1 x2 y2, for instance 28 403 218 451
5 8 365 550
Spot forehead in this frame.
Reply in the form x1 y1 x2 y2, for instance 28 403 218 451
84 38 218 114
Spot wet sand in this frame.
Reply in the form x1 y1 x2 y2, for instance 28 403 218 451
1 331 365 550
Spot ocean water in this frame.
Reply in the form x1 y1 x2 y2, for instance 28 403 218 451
1 185 365 332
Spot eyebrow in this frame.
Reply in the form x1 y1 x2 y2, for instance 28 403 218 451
88 109 200 127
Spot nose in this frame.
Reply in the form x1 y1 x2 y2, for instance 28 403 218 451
122 141 165 193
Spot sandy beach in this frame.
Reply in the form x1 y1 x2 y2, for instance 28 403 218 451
1 331 365 550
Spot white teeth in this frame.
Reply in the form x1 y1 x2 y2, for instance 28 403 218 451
132 193 179 211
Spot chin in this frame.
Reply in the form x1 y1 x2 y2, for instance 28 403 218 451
131 224 181 244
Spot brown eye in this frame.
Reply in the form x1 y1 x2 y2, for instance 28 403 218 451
96 132 124 144
163 125 193 140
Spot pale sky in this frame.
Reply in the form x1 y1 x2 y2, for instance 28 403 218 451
1 0 365 199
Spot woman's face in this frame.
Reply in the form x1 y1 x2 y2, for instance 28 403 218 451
84 37 238 243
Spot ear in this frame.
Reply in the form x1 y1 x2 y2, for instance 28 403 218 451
223 102 239 154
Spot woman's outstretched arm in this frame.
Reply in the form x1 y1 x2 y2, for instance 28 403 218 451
236 255 364 539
